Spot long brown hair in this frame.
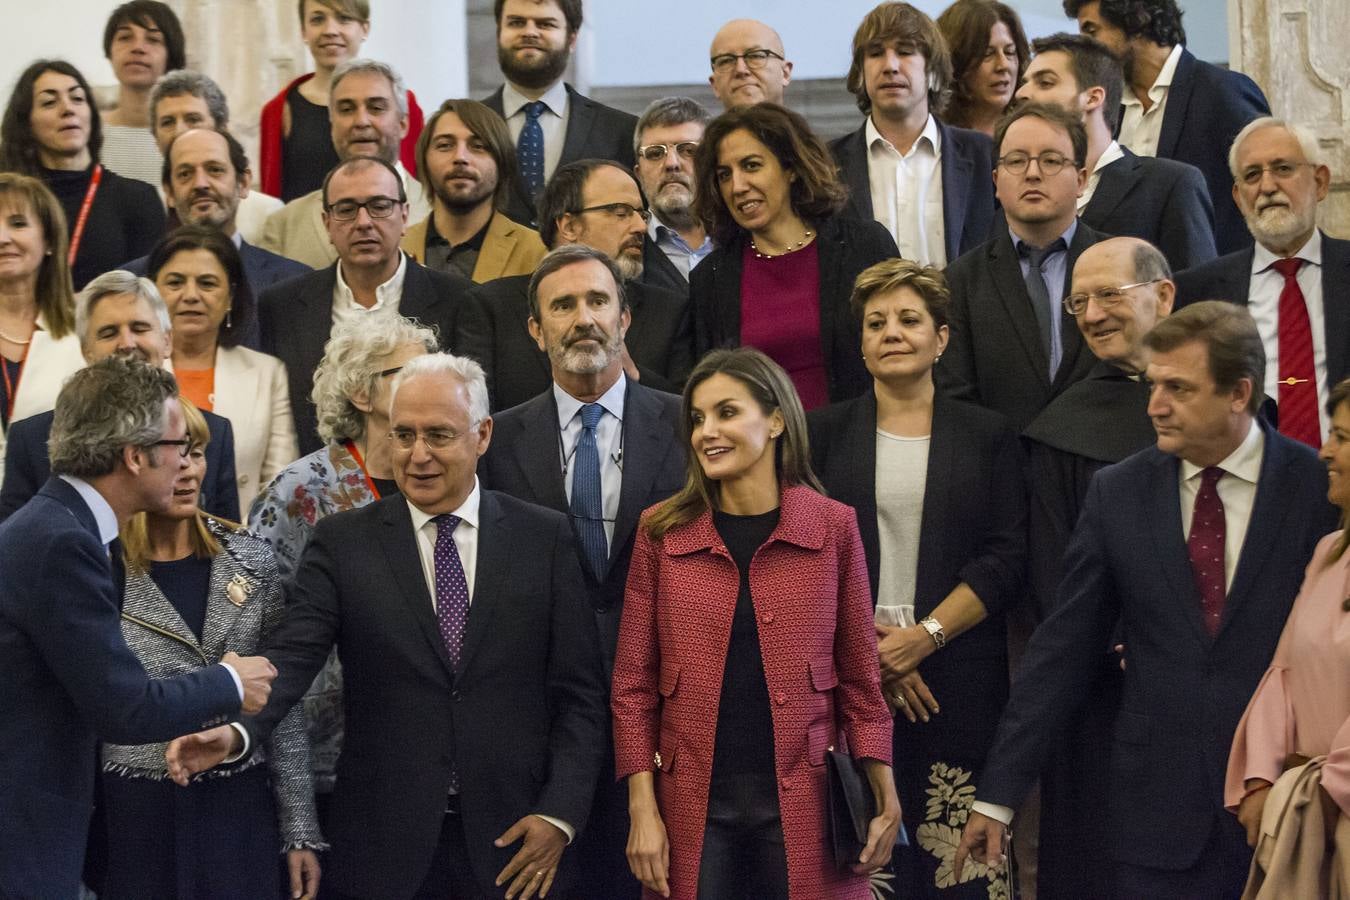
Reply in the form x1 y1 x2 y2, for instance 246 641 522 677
1327 377 1350 565
645 348 824 539
937 0 1029 129
0 173 75 338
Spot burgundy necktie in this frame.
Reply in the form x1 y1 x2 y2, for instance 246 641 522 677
1187 467 1227 636
1272 258 1320 448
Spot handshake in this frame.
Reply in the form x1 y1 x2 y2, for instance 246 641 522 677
221 650 277 714
163 652 278 787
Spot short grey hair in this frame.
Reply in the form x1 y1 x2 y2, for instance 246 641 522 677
74 270 171 347
633 96 712 156
49 355 178 478
150 70 230 130
390 353 489 428
312 315 439 443
527 243 628 320
331 58 409 119
1228 117 1325 179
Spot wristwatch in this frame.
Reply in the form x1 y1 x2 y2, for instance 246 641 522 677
919 616 947 649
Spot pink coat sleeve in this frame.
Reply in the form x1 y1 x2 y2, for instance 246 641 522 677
832 506 892 765
612 519 662 779
1224 663 1293 810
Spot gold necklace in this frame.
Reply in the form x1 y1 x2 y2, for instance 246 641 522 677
750 228 814 259
0 328 32 345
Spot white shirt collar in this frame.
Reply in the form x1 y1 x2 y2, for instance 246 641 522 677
1180 418 1265 486
1093 139 1126 175
1124 43 1184 108
553 373 627 429
864 112 941 158
407 476 482 534
501 79 569 120
58 475 119 545
1252 229 1323 274
335 252 408 313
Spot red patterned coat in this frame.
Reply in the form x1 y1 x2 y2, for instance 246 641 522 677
612 485 893 899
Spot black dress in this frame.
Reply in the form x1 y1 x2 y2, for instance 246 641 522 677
280 86 340 202
41 165 165 289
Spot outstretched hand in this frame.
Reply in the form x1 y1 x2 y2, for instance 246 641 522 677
165 724 239 786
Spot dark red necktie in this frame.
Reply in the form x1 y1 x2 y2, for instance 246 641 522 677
1272 258 1320 448
1187 467 1227 636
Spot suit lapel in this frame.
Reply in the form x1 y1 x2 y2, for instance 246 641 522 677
514 395 569 512
1155 50 1195 160
482 87 505 117
1221 429 1293 633
297 268 339 366
1148 452 1211 645
474 214 516 283
939 121 974 263
121 561 201 646
840 127 873 220
712 237 746 343
560 85 595 163
1082 150 1140 227
989 235 1051 385
398 258 434 321
198 551 252 661
1051 225 1098 389
377 499 458 681
1321 235 1350 382
211 348 260 449
845 395 881 598
915 394 956 610
611 384 664 564
460 491 507 676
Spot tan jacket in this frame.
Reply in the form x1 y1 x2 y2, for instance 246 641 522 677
401 210 547 284
1243 757 1350 899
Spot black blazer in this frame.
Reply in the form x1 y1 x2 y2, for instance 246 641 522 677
1175 233 1350 394
978 426 1336 870
1081 147 1216 271
257 258 483 455
690 215 899 405
0 408 240 523
468 273 693 412
483 84 639 228
1133 48 1269 255
0 478 240 898
246 490 606 898
937 222 1105 431
830 118 996 264
479 379 685 675
640 236 691 297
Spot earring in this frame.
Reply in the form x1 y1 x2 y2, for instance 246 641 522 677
225 307 233 330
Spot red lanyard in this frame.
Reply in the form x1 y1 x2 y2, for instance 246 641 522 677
66 164 103 267
343 439 381 500
2 349 28 423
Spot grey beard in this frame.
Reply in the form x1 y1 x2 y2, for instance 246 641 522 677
653 200 698 232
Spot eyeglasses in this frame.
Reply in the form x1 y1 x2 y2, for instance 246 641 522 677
1238 161 1317 186
326 196 403 221
376 365 403 379
151 438 192 459
710 49 784 72
574 202 651 223
637 142 699 163
1063 279 1162 315
388 427 469 451
997 151 1074 177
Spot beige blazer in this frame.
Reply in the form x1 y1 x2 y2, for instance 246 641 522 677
1243 757 1350 899
257 162 430 270
0 326 85 491
400 210 548 283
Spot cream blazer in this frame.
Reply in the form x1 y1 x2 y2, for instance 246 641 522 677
0 326 84 491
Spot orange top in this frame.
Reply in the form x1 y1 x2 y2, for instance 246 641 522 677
176 367 215 412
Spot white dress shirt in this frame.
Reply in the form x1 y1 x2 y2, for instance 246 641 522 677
501 79 570 183
1118 44 1184 159
331 253 408 327
555 375 625 549
1250 231 1329 439
1078 140 1125 212
866 113 946 267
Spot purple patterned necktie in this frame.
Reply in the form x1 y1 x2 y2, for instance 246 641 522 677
433 514 469 668
1187 467 1227 636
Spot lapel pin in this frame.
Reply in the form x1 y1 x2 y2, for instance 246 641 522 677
227 574 254 608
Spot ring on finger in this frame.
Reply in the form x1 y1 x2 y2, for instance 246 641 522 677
894 694 908 705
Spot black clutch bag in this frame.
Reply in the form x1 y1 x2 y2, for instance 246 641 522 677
826 749 909 870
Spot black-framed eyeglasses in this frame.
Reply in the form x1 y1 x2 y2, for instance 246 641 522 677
1063 279 1162 315
710 48 784 72
325 196 404 221
1238 161 1316 186
376 365 403 379
151 438 192 459
637 142 700 163
997 151 1074 177
574 202 651 223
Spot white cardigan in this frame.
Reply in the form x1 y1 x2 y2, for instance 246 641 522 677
0 327 85 491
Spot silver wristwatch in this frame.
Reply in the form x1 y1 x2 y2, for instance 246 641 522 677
920 616 947 649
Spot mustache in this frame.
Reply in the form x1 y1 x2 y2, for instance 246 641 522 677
565 326 608 346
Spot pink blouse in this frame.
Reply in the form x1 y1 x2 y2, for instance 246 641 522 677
1225 531 1350 814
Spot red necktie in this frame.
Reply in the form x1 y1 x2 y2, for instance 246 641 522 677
1187 467 1227 636
1272 258 1320 448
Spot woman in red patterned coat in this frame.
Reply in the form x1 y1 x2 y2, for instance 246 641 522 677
612 347 901 899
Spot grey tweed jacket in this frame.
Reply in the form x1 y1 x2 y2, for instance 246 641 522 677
102 521 324 850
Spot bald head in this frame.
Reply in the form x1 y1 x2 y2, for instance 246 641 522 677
709 19 792 109
1069 237 1174 373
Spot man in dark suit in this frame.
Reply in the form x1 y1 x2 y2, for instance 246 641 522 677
470 159 693 411
1175 117 1348 451
0 355 273 898
167 352 606 900
830 2 995 268
632 97 713 295
1 269 239 521
938 101 1105 431
955 301 1338 898
256 156 483 455
483 0 638 227
1066 0 1269 254
1012 32 1217 271
480 245 684 898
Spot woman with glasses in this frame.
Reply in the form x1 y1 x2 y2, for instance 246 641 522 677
937 1 1029 136
809 260 1026 899
690 103 899 412
102 398 324 900
148 225 296 513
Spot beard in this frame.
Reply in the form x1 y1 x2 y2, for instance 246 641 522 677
498 42 571 91
613 249 644 282
549 325 623 375
433 173 496 214
1245 197 1316 251
651 182 697 231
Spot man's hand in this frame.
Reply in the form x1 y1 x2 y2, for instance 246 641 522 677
286 848 321 899
165 724 240 786
1237 780 1272 847
953 810 1008 881
221 651 276 714
494 816 566 900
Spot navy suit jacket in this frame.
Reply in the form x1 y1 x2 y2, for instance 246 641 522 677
0 407 240 523
478 380 685 675
483 84 639 228
0 478 240 897
830 118 995 265
977 427 1336 870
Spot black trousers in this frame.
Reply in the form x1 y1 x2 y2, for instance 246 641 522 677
696 773 789 900
412 804 486 900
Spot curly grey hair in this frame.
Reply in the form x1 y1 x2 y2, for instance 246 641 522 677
390 353 490 428
312 315 439 443
331 58 409 118
50 355 178 478
74 270 171 347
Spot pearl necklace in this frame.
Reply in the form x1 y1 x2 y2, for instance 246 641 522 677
750 229 815 259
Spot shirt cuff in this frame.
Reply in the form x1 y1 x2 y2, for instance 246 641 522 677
222 723 251 763
533 814 574 844
972 800 1015 826
220 662 244 703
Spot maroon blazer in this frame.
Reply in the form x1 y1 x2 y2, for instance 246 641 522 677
612 484 892 899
